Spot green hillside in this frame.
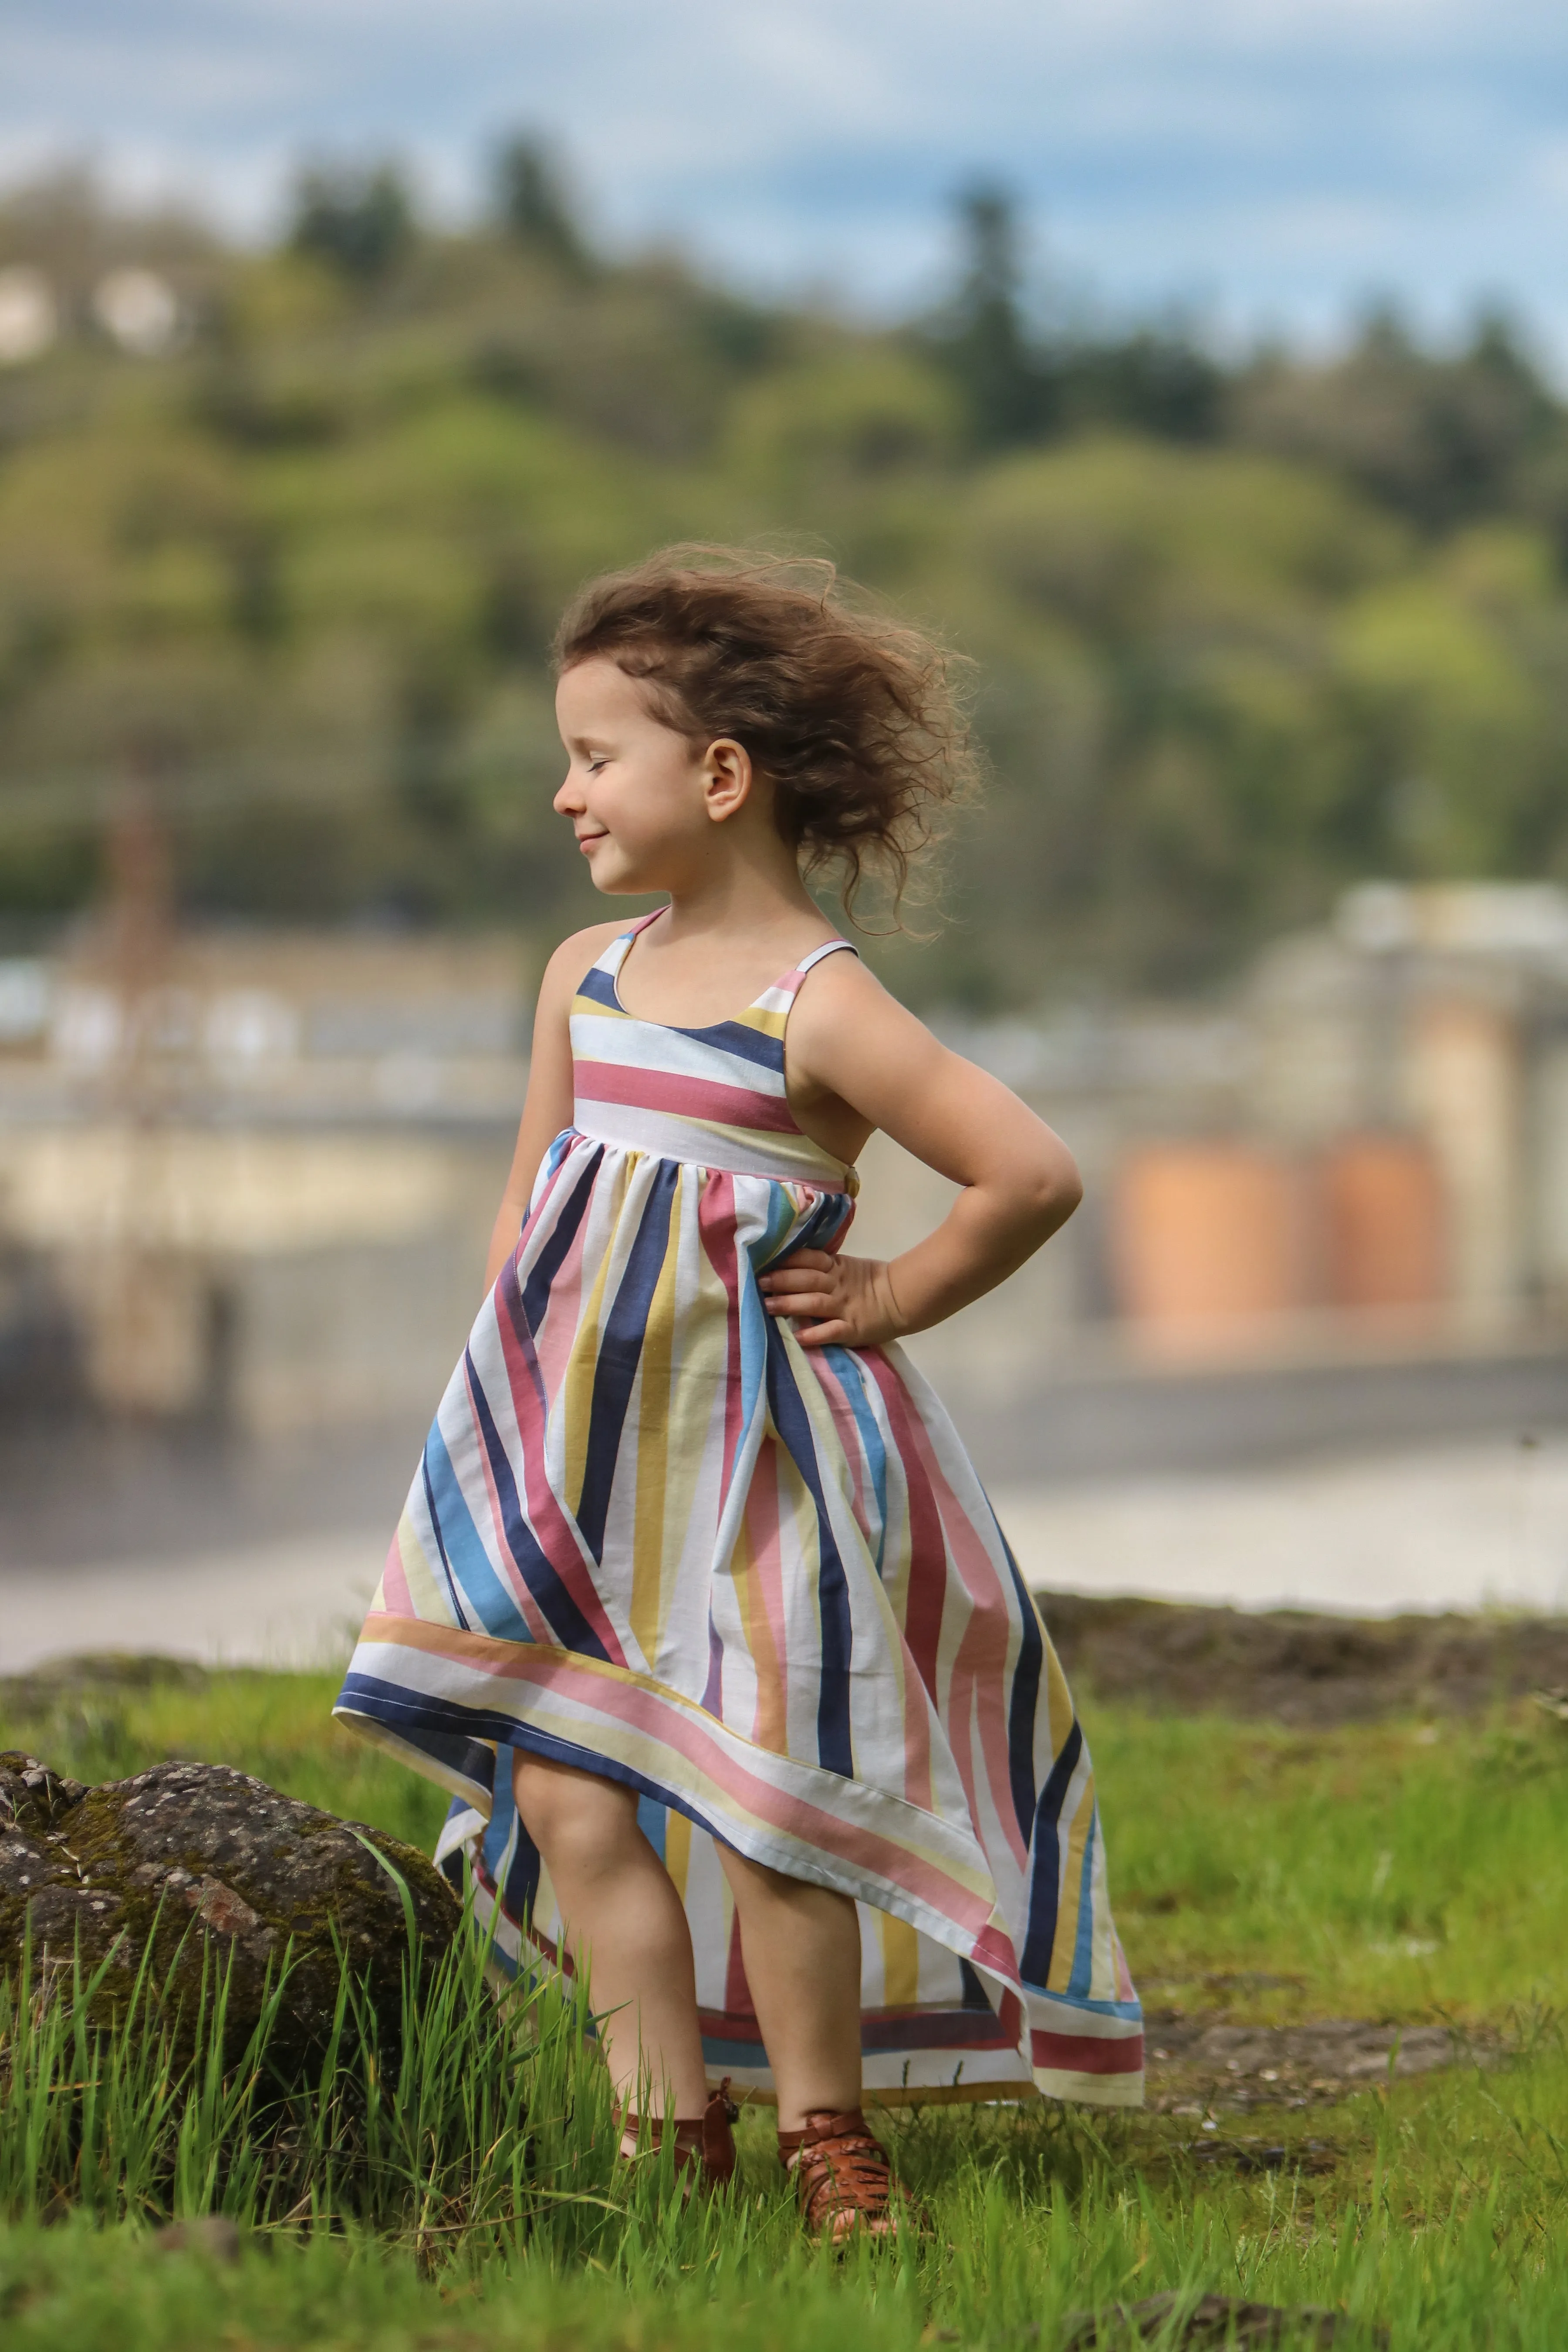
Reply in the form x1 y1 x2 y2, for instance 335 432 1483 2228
3 159 1567 1005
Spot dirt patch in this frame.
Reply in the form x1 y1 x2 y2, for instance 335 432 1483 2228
1039 1592 1568 1726
1061 2290 1372 2346
1142 2011 1495 2114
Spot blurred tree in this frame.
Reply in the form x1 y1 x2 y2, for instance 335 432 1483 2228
287 161 416 282
927 182 1055 451
1059 324 1224 444
491 136 593 276
2 166 1568 997
1233 304 1561 534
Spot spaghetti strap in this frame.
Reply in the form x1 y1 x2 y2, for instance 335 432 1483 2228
772 937 858 1001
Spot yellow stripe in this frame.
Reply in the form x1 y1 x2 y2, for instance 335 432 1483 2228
732 1494 788 1755
878 1910 922 2007
733 1005 789 1038
397 1514 456 1621
664 1805 693 1900
1047 1768 1095 1996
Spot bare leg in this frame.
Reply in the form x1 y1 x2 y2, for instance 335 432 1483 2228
719 1847 863 2129
513 1753 710 2122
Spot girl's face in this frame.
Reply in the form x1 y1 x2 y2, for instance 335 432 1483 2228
554 657 726 895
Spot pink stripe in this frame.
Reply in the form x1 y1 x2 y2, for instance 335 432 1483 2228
1030 2028 1143 2076
527 1167 592 1401
875 1378 1030 1870
865 1352 949 1697
805 1352 935 1815
576 1061 799 1134
487 1237 628 1669
462 1355 555 1645
379 1533 413 1615
698 1173 747 1495
743 1444 791 1750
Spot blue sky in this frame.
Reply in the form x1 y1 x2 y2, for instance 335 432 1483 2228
6 0 1568 359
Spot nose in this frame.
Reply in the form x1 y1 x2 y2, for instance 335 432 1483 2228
554 767 584 815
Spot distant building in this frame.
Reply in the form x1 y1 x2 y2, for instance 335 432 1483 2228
0 929 528 1429
864 883 1568 1399
3 891 1565 1429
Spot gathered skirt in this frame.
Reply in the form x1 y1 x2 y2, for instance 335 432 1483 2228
334 1127 1143 2105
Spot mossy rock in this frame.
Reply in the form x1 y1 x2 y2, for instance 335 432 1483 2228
0 1751 460 2073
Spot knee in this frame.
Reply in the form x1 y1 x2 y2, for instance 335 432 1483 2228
513 1754 637 1867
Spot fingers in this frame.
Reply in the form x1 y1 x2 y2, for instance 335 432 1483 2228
764 1291 839 1320
759 1267 840 1306
758 1252 832 1294
792 1319 851 1348
758 1250 858 1343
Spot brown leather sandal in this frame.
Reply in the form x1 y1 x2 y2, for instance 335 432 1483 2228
777 2107 921 2244
618 2078 739 2194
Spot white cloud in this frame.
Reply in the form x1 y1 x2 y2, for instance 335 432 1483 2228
3 0 1567 355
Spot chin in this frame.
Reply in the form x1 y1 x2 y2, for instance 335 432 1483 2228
590 856 660 897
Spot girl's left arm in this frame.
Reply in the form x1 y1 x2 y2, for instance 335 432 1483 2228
760 957 1082 1349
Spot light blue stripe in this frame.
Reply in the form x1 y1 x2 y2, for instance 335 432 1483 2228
823 1346 890 1575
423 1424 533 1641
636 1795 668 1858
483 1769 518 1882
1068 1809 1098 2000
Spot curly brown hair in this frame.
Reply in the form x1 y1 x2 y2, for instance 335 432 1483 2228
552 546 977 923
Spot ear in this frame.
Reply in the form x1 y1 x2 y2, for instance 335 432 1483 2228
701 737 753 825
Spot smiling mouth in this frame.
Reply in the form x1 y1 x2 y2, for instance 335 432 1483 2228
576 831 608 850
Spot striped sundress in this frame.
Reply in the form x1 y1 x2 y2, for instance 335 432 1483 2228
335 913 1143 2106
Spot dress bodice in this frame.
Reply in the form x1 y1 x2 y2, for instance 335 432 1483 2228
569 914 859 1192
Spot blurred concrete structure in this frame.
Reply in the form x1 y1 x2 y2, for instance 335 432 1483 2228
0 926 524 1430
864 881 1568 1404
1 879 1565 1442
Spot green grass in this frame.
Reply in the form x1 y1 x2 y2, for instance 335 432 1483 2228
3 1665 1568 2348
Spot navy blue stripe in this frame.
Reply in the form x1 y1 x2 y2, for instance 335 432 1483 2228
1018 1719 1082 1990
465 1348 609 1659
336 1674 544 1758
501 1821 543 1924
420 1448 471 1631
575 1159 679 1561
764 1326 855 1778
1000 1528 1044 1842
336 1676 494 1789
672 1017 783 1071
958 1958 995 2012
581 987 784 1073
574 966 622 1010
518 1145 601 1334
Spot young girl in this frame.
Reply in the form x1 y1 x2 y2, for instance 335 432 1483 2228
335 551 1142 2240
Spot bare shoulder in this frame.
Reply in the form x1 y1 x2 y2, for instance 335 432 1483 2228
541 917 640 994
788 946 933 1064
794 947 915 1021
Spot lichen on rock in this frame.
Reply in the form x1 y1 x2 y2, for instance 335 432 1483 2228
0 1751 460 2072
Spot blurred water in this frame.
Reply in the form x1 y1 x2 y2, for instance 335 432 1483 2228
2 1426 1565 1676
995 1431 1568 1620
